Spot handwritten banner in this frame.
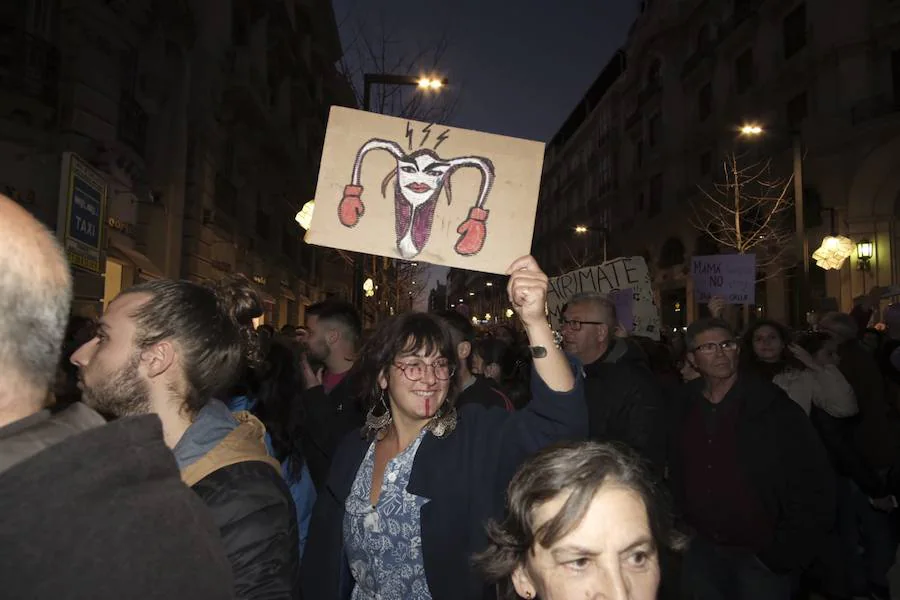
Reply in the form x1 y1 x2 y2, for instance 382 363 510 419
547 257 660 340
691 254 756 305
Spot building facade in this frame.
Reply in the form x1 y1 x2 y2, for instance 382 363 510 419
0 0 353 326
535 0 900 329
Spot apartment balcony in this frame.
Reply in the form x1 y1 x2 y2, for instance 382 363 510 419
0 26 60 112
117 92 148 157
851 94 900 125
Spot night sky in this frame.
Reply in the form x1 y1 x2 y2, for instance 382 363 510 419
332 0 638 142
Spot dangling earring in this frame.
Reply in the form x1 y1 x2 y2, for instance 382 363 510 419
426 400 457 438
364 389 392 436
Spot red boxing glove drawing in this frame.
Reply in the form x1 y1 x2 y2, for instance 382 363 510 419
455 206 489 255
338 184 365 227
340 131 495 259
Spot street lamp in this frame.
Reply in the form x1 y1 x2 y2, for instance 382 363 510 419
574 225 588 234
351 73 449 314
739 121 808 321
857 239 874 271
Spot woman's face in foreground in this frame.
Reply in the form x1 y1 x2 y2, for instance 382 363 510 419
513 485 660 600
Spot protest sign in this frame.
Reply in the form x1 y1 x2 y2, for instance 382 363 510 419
305 106 545 274
691 254 756 304
547 257 660 340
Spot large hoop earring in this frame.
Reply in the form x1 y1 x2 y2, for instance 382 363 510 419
364 389 392 437
426 400 457 438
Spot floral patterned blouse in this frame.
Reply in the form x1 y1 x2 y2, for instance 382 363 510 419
343 430 431 600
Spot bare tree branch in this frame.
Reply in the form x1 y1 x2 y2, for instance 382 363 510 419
690 152 797 283
337 12 460 123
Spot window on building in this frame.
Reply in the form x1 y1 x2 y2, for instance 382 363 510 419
786 91 808 128
782 3 807 59
699 150 712 176
649 173 663 216
648 113 662 147
658 237 686 268
698 83 712 121
255 209 270 239
892 49 900 103
646 59 662 88
735 49 755 94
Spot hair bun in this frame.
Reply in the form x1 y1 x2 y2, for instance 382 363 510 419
212 274 264 327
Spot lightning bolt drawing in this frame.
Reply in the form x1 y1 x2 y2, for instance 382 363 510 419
405 121 414 151
420 123 434 148
434 128 451 150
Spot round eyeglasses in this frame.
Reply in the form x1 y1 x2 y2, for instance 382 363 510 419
393 360 455 381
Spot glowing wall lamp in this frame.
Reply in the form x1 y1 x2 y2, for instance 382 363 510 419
362 278 375 297
857 239 873 272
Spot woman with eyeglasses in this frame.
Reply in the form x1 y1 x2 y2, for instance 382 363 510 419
299 256 586 600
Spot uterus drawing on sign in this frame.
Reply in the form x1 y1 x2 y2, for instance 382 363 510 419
336 124 495 259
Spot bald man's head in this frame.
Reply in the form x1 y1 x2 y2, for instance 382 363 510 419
0 195 72 396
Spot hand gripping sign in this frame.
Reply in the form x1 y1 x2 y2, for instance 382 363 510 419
305 107 544 275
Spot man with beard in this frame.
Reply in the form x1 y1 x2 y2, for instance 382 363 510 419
71 276 299 599
0 195 234 599
299 300 364 489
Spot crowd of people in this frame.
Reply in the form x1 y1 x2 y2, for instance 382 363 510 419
3 186 900 600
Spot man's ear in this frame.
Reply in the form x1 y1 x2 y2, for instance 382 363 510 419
458 340 471 361
596 323 610 343
141 341 176 379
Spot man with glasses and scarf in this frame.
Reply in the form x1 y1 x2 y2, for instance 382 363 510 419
560 292 666 472
670 318 835 600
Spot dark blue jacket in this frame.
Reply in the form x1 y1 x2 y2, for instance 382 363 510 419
299 360 586 600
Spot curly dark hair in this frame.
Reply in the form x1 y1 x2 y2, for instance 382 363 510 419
473 441 685 599
351 312 460 438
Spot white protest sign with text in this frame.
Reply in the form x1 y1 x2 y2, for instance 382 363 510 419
547 257 661 341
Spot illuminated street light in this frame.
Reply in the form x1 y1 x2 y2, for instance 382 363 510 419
459 298 464 303
362 278 375 297
418 77 444 90
485 313 492 321
471 316 478 324
295 200 315 229
486 281 493 287
574 225 588 234
739 123 764 136
505 308 514 318
469 291 475 296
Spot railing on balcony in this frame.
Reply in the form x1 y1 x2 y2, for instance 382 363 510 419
0 26 60 106
851 94 900 124
681 48 711 78
638 82 661 106
118 92 148 157
719 1 760 39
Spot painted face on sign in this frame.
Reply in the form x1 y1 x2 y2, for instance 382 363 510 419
396 155 451 207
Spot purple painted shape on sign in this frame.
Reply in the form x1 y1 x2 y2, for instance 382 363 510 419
610 288 634 332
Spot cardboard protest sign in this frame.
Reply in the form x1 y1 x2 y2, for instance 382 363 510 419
305 107 545 274
691 254 756 305
547 257 660 340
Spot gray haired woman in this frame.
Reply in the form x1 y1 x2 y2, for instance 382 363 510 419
475 441 685 600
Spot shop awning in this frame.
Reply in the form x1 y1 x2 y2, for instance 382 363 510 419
108 242 164 279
